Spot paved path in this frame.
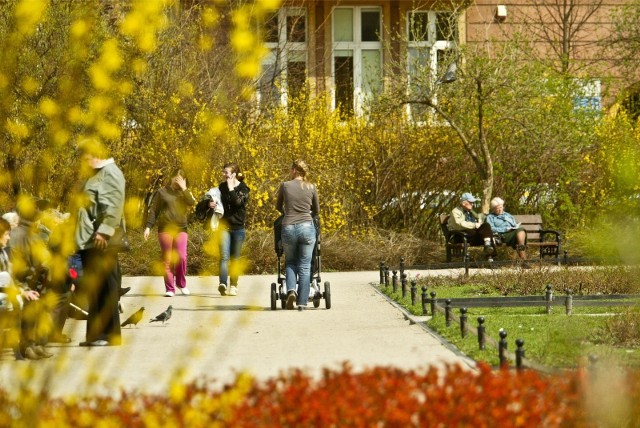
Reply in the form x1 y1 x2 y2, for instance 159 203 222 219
0 270 474 398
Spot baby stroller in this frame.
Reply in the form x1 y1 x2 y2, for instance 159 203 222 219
271 215 331 310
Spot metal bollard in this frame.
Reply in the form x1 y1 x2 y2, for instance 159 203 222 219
460 307 468 338
498 329 508 368
411 281 417 306
565 289 573 315
399 257 405 280
392 270 398 292
477 317 486 350
430 291 437 317
421 286 428 315
515 339 525 370
379 261 385 285
445 299 452 327
545 284 553 314
401 273 407 298
384 266 390 288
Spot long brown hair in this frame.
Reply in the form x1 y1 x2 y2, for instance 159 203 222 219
224 162 245 182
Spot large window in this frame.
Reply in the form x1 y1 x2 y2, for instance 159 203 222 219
332 6 382 118
407 11 457 121
258 8 307 108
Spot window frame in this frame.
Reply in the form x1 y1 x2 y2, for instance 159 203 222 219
406 10 457 122
258 7 308 109
331 6 383 118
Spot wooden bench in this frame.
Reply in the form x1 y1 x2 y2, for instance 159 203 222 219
440 214 562 264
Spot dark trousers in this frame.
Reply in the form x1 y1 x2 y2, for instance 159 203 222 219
464 223 494 246
80 248 122 344
49 290 71 336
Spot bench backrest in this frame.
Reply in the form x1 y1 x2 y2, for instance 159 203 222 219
512 214 544 242
439 214 451 239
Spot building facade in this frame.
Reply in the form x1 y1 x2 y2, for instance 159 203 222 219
257 0 632 115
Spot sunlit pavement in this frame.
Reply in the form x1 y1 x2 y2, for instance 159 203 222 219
0 270 474 398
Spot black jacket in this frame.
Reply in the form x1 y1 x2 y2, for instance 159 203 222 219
219 181 250 230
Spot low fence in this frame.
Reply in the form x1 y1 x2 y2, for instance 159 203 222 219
377 259 640 371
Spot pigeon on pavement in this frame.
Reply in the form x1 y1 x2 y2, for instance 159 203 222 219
121 307 145 327
150 305 172 324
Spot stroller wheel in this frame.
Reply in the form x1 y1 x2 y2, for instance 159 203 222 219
324 281 331 309
270 283 277 310
279 284 286 309
313 294 321 308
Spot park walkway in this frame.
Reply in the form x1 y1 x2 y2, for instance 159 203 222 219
0 270 474 398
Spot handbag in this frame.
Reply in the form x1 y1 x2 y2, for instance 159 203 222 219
107 219 131 252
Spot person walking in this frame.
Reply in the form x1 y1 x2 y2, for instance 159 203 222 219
276 159 320 311
216 163 249 297
75 138 126 346
144 169 196 297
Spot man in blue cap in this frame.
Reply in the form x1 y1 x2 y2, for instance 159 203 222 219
447 192 495 255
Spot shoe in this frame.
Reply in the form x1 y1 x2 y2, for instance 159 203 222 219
33 345 53 358
165 291 175 297
79 340 110 347
119 287 131 297
23 347 42 360
483 245 494 254
286 290 297 310
13 348 25 361
297 305 307 311
50 333 72 344
178 287 190 295
218 284 227 296
229 286 237 296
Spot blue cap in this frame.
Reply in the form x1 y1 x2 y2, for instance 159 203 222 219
460 192 478 203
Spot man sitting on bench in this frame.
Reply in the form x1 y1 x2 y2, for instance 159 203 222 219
486 197 528 262
447 192 494 255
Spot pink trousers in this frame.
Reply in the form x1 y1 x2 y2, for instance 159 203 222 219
158 231 188 292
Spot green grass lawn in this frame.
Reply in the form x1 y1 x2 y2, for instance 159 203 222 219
380 279 640 368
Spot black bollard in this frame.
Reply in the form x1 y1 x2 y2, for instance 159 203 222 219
421 286 428 315
384 266 390 288
545 284 553 314
401 273 407 298
392 270 398 292
515 339 525 370
411 281 417 306
564 250 568 265
445 299 452 327
589 354 598 378
565 289 573 315
498 329 508 368
460 307 468 338
477 317 486 350
379 262 385 285
399 257 405 280
430 291 437 317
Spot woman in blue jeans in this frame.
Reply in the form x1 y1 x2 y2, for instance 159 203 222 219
276 159 320 311
216 163 250 296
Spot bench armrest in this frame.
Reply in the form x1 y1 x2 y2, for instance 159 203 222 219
446 230 470 244
539 229 561 242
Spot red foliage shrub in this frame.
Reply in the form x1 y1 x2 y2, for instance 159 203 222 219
3 363 640 426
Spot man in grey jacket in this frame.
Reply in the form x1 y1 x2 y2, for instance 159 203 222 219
75 139 125 346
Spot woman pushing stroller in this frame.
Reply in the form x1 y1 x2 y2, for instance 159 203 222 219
276 160 320 311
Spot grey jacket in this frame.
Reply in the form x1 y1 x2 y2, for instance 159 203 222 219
75 159 126 250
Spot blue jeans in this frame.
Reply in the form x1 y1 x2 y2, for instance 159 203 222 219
282 222 316 306
219 228 246 286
